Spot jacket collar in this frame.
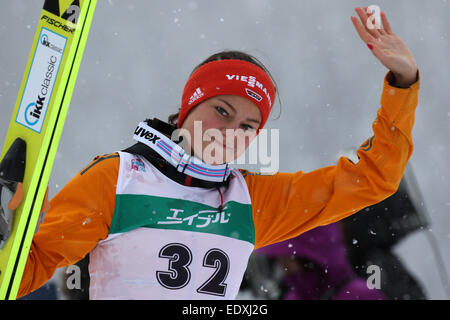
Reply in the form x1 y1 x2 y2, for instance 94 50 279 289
122 118 232 188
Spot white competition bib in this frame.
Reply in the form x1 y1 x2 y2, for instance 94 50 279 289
89 152 255 300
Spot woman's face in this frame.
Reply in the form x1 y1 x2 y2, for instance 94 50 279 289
179 94 262 165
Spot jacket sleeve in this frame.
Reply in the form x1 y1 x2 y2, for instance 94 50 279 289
17 153 119 298
244 70 420 250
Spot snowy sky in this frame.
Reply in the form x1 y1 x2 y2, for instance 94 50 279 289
0 0 449 299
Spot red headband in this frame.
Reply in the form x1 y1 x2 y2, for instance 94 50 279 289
178 59 276 130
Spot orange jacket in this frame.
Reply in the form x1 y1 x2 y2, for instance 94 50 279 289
18 70 420 298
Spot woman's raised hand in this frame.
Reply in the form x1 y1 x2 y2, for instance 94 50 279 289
351 6 418 88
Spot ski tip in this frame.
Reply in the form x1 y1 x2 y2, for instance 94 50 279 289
0 138 27 183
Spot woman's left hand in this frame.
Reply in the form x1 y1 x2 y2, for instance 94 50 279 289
351 6 418 88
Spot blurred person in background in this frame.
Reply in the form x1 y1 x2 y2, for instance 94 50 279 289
254 223 386 300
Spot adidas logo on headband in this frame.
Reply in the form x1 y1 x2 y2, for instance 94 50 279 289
188 87 204 105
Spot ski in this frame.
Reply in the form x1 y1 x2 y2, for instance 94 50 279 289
0 0 97 300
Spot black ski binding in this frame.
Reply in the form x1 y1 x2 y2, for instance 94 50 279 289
0 138 26 250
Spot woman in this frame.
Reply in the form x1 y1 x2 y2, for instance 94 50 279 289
18 7 420 299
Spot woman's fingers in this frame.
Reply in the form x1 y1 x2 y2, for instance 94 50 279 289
350 14 376 44
355 6 383 39
380 11 394 35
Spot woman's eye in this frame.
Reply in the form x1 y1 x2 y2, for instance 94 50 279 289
241 124 255 131
215 106 229 116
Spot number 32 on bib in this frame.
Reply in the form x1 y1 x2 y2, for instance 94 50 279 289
156 243 230 297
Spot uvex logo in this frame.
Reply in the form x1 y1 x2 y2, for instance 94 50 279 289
43 0 81 24
134 126 161 144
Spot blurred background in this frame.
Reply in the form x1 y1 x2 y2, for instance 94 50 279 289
1 0 449 299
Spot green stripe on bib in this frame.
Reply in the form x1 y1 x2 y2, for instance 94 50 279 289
110 194 255 245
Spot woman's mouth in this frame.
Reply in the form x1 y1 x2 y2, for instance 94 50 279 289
205 134 234 151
